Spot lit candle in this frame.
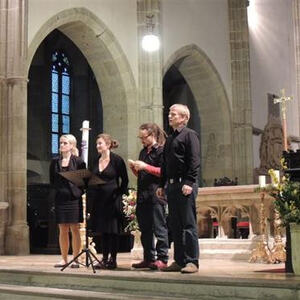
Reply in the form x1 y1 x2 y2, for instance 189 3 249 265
259 175 266 188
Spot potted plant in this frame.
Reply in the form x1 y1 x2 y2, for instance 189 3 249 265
269 167 300 274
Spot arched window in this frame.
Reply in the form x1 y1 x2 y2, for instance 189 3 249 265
51 50 71 155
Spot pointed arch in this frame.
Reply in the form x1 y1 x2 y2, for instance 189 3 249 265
27 7 137 160
164 44 233 185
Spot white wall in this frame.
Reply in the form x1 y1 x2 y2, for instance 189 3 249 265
248 0 298 168
161 0 232 105
28 0 138 83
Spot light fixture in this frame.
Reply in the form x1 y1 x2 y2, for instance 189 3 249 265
142 15 160 52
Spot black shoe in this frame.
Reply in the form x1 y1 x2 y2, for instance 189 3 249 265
70 262 80 269
106 258 117 270
94 258 108 270
54 261 68 268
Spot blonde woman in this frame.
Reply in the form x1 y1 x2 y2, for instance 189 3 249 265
49 134 86 268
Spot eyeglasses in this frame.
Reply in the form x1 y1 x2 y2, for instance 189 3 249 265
137 133 151 140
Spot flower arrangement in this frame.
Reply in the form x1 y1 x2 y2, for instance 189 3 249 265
122 189 139 232
268 159 300 226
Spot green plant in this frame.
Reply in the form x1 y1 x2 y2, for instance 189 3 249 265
269 165 300 226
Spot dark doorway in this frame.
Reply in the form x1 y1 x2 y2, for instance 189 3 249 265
27 29 103 253
163 63 203 185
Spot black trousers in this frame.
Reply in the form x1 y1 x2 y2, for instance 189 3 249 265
136 202 169 263
166 182 199 267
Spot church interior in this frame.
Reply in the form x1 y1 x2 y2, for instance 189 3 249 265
0 0 300 298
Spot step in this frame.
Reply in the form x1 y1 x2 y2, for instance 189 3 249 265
0 269 298 300
0 283 176 300
200 249 251 260
199 239 256 250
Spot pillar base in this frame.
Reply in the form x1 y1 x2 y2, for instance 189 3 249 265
5 224 29 255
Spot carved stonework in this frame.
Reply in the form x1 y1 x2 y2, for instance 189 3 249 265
204 133 217 170
259 117 283 173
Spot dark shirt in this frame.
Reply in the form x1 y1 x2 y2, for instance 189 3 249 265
137 144 163 203
90 152 129 196
160 127 200 187
49 155 86 199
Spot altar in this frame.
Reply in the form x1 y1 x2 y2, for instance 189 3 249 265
196 185 279 261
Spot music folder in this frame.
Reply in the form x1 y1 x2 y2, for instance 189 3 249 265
59 169 105 187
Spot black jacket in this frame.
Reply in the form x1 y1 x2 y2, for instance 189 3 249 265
49 155 86 199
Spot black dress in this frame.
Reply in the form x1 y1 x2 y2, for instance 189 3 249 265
49 155 86 224
89 152 129 234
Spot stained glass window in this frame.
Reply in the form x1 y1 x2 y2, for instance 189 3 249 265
52 114 58 132
62 74 70 94
52 134 59 154
62 95 69 114
51 50 71 155
52 93 58 113
62 115 70 133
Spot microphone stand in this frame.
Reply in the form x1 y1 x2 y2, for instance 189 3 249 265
59 169 104 273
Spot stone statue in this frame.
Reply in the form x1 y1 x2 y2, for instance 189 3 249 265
259 117 283 173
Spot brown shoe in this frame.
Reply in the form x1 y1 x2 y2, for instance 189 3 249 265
161 261 182 272
181 263 198 274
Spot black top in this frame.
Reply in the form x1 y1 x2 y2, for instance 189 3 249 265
88 151 129 234
49 155 86 198
91 151 129 195
137 144 163 204
160 127 200 187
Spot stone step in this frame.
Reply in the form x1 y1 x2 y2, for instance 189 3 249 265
198 239 256 260
200 250 251 260
199 238 256 250
0 283 176 300
0 268 298 300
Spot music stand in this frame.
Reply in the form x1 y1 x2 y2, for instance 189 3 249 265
58 169 105 273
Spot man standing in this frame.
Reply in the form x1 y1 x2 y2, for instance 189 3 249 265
129 123 169 270
157 104 200 273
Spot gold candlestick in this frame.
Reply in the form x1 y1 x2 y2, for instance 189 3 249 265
249 192 274 263
270 209 286 263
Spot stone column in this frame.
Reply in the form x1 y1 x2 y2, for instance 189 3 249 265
137 0 163 126
293 0 300 133
0 0 29 254
228 0 253 184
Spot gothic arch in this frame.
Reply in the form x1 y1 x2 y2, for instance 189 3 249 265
27 7 137 160
164 44 233 185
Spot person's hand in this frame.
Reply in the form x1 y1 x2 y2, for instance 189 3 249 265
182 184 192 196
128 159 135 167
156 187 165 199
134 160 147 171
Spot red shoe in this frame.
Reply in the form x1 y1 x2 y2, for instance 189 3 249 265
150 260 168 270
132 260 152 268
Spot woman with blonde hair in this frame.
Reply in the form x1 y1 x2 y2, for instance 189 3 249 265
49 134 86 268
89 133 128 269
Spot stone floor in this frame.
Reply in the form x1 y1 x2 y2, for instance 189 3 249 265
0 253 294 281
0 254 299 299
